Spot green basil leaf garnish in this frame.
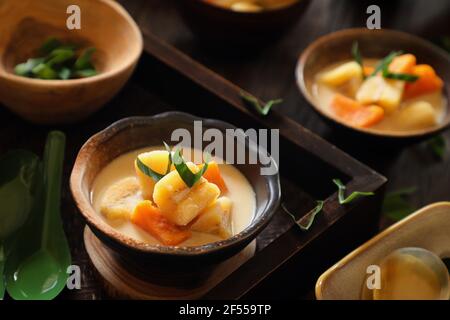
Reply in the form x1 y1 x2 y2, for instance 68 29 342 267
136 157 165 182
382 70 419 82
370 51 403 77
163 142 173 175
172 148 210 188
351 41 365 79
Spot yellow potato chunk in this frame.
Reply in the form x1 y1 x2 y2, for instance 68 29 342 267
231 2 263 12
379 79 405 114
356 76 404 114
191 197 233 239
395 101 437 130
319 61 363 87
100 177 141 220
153 162 220 226
135 150 171 200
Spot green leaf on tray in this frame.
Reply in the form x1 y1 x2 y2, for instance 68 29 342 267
136 157 166 182
333 179 374 204
240 91 283 116
283 200 325 231
382 187 417 221
351 41 365 79
172 148 210 188
427 135 446 159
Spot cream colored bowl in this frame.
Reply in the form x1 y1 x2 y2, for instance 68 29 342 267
316 202 450 300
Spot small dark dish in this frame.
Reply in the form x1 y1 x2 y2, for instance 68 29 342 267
70 112 281 265
296 28 450 142
179 0 311 49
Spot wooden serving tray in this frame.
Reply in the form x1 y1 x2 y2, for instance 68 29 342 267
0 18 386 301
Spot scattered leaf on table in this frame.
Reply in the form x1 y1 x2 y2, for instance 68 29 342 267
333 179 374 204
382 187 417 221
427 135 446 159
283 201 324 231
240 91 283 116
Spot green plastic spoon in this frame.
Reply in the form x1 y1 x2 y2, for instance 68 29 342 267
0 150 40 300
5 131 71 300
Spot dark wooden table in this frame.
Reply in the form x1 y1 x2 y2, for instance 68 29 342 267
1 0 448 300
119 0 450 226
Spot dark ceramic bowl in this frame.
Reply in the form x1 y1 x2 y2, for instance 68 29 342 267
296 28 450 142
179 0 311 49
70 112 280 265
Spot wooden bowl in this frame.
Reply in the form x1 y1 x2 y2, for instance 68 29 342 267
316 202 450 300
70 112 281 266
179 0 311 49
296 28 450 141
0 0 143 124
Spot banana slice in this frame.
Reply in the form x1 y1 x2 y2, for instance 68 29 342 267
100 177 142 220
191 197 233 239
153 162 220 226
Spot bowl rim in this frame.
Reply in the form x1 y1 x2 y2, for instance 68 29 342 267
0 0 143 86
296 28 450 139
315 201 450 300
70 111 281 257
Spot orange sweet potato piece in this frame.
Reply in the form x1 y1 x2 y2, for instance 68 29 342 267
388 54 416 73
404 64 444 99
199 161 227 193
131 201 191 246
331 94 385 128
363 66 375 77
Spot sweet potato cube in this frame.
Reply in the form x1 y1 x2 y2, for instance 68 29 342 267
131 200 191 246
